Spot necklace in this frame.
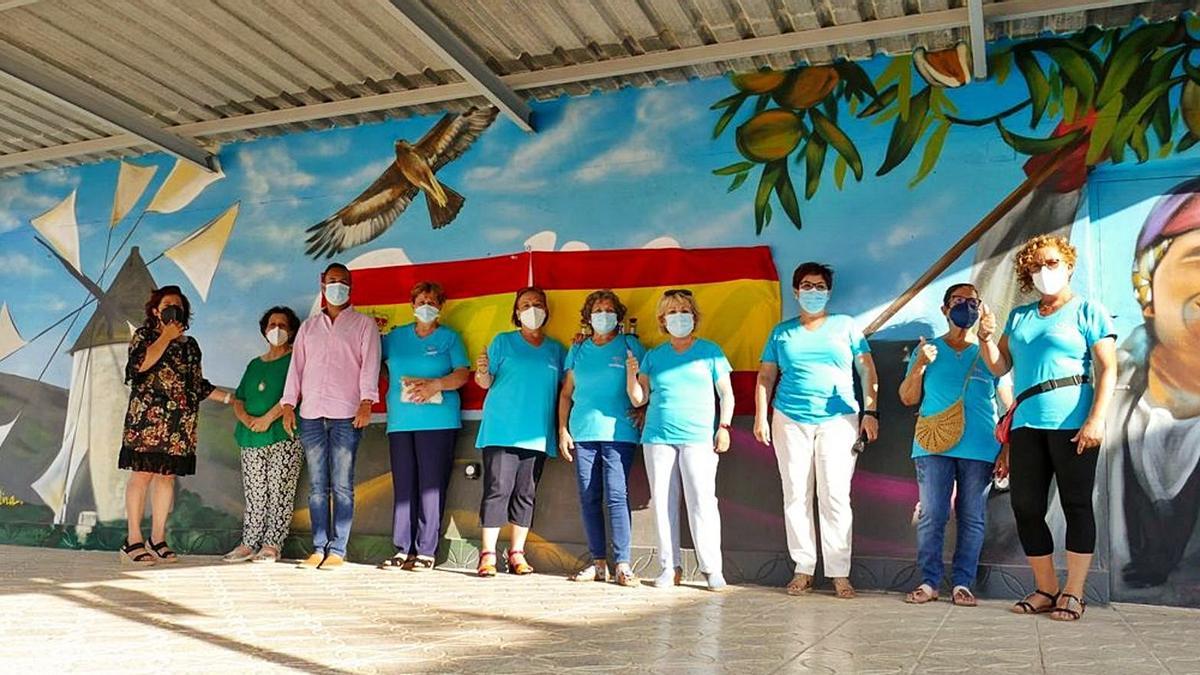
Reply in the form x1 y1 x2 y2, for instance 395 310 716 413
257 380 266 392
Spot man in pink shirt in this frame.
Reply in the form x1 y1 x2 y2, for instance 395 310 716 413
282 263 381 570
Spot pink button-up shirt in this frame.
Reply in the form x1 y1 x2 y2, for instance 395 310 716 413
281 307 381 420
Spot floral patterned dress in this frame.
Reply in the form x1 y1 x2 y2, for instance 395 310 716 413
119 325 215 476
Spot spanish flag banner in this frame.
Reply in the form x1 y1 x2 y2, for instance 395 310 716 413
352 246 780 415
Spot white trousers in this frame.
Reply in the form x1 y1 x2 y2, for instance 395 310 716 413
643 443 723 574
772 412 859 577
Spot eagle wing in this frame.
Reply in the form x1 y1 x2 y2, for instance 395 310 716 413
417 106 499 172
304 164 418 259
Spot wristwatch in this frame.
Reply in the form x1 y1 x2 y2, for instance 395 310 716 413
861 410 879 419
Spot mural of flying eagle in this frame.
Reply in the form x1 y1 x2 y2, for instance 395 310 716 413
305 106 498 258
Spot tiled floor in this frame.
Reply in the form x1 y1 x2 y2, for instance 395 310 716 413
1 545 1198 674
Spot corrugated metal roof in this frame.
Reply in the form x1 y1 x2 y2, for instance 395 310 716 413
0 0 1189 176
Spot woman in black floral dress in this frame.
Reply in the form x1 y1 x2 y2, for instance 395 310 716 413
119 285 233 565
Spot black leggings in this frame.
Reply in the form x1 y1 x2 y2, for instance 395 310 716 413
1009 427 1099 556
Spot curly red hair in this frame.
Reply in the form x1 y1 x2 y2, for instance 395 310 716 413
1013 234 1077 293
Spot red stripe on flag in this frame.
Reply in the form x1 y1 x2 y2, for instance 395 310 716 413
351 253 529 306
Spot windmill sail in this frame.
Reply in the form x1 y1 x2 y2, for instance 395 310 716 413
146 158 224 214
30 419 82 524
0 303 24 361
111 161 158 227
164 203 239 301
0 413 18 453
30 190 81 273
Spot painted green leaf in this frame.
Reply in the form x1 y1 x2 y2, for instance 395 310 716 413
1178 132 1199 153
727 172 750 192
857 85 898 118
909 120 951 188
932 87 959 115
754 163 782 233
710 92 745 110
835 61 878 101
774 162 803 229
1087 94 1123 165
833 155 848 190
804 136 827 199
712 95 747 139
713 161 755 176
753 94 771 114
1184 55 1200 85
1015 50 1050 127
1159 141 1175 158
1097 21 1178 108
810 109 863 180
995 121 1085 156
1062 84 1078 124
876 54 911 89
1109 76 1185 163
1130 123 1150 163
991 51 1013 86
873 105 901 126
1152 98 1172 146
1046 47 1096 113
877 87 931 176
898 56 913 122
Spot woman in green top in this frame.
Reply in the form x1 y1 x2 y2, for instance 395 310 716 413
223 306 303 564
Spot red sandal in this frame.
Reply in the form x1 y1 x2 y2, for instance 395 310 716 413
507 550 534 575
477 551 497 577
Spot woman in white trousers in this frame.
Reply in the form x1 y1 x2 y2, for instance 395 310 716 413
628 289 735 591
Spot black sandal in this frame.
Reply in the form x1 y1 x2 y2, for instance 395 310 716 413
146 539 179 563
1050 593 1086 621
1011 589 1058 614
120 540 156 566
378 553 409 570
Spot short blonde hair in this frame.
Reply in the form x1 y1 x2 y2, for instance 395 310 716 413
655 289 700 334
1013 234 1077 293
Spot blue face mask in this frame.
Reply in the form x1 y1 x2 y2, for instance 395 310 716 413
324 282 350 307
665 312 695 338
797 289 830 314
590 311 618 335
948 301 980 329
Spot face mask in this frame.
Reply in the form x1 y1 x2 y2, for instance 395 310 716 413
797 289 830 314
948 302 980 329
266 326 288 346
1031 265 1069 296
519 306 547 330
324 282 351 306
160 305 185 326
590 311 618 335
413 305 440 324
665 312 694 338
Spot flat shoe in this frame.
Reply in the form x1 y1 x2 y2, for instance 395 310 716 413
222 546 257 563
250 549 278 564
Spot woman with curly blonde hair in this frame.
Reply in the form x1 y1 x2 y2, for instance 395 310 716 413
977 234 1117 621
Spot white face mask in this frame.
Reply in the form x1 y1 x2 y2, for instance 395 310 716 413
324 281 351 306
519 306 547 330
1031 265 1069 296
413 304 440 324
266 326 288 347
590 311 618 335
665 312 694 338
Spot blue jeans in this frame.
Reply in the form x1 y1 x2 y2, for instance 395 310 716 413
573 441 636 564
299 417 362 558
914 455 993 589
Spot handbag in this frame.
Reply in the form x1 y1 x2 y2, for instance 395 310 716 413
914 351 981 453
994 374 1090 444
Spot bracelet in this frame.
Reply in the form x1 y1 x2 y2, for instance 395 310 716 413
223 392 231 405
861 410 879 419
718 423 732 430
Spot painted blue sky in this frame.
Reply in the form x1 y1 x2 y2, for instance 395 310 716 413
0 51 1191 388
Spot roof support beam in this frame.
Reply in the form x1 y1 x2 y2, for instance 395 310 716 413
968 0 988 80
0 42 217 172
381 0 535 132
0 0 1145 171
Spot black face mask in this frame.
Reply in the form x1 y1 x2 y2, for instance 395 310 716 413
160 305 186 327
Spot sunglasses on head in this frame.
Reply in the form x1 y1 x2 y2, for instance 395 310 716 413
664 288 694 297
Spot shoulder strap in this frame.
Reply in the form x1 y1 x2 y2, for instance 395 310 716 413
958 348 983 397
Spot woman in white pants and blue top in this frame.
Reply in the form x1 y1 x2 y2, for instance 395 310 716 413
627 289 735 591
754 262 879 599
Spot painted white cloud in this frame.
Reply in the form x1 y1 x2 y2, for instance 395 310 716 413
219 259 285 290
35 169 80 188
866 193 956 261
483 226 523 243
573 87 698 184
239 143 316 199
0 176 59 233
466 100 607 192
334 159 391 193
0 252 49 278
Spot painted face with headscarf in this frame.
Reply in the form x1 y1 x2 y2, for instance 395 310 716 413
1134 181 1200 375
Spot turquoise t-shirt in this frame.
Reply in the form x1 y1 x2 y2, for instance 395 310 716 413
906 339 1010 462
760 315 870 424
381 323 469 432
565 335 646 444
476 331 565 455
1004 297 1116 430
640 338 732 445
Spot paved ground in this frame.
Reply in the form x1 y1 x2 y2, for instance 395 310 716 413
1 545 1198 674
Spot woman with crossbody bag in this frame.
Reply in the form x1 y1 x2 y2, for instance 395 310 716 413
978 235 1118 622
899 283 1012 607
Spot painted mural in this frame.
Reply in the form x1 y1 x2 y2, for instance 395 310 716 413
1 16 1199 606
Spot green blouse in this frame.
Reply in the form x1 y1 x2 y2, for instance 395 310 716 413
234 353 292 448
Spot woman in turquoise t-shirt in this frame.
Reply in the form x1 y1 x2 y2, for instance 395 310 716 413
223 306 302 565
378 281 469 572
474 286 565 577
628 289 735 592
558 290 645 587
898 283 1013 607
978 234 1117 622
753 262 879 599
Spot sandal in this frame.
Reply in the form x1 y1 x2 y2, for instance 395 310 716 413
832 577 856 599
120 540 157 566
378 553 410 571
951 586 977 607
1011 589 1059 614
477 551 497 578
1050 593 1086 621
251 547 279 564
905 583 939 604
146 539 179 563
786 572 814 596
615 563 638 587
507 549 534 575
568 559 608 582
222 545 256 563
406 555 435 572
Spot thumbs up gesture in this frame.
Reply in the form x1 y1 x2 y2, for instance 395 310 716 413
625 349 639 374
978 303 997 341
475 350 489 375
915 336 938 367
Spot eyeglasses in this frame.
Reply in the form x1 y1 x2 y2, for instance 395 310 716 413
1025 259 1063 274
664 288 693 297
948 297 981 309
797 282 829 291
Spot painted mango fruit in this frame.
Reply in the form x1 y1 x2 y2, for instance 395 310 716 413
913 44 971 88
772 66 839 110
1182 80 1200 137
732 70 788 94
736 109 805 162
